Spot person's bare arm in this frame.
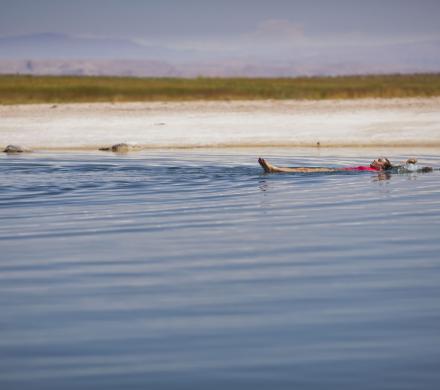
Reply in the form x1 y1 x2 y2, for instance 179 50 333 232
258 158 338 173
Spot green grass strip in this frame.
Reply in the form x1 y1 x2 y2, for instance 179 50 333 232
1 73 440 104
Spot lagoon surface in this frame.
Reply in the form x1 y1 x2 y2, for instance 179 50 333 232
1 149 440 389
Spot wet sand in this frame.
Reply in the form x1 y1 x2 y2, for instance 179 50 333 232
1 97 440 150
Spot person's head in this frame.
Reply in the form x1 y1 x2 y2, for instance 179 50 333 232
370 157 392 170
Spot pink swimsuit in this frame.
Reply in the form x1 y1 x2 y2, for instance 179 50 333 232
342 166 379 171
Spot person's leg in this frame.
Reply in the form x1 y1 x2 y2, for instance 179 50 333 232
258 158 337 173
258 158 299 172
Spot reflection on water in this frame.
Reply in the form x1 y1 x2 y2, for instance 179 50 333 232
1 150 440 390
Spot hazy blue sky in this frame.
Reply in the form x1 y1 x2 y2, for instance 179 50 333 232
1 0 440 44
1 0 440 75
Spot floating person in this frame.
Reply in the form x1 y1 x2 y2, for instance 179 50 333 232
258 157 433 173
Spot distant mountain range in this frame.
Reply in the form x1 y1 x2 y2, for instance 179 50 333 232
0 33 196 61
1 33 439 77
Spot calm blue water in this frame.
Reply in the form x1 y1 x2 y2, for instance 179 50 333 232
1 150 440 390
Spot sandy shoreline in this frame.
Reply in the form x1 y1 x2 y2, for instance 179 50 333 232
1 97 440 150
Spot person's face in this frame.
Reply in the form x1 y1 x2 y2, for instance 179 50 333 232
370 158 388 170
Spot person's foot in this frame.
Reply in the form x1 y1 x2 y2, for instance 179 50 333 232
258 158 274 173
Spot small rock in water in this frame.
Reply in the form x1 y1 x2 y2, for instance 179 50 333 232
3 144 29 153
99 143 139 153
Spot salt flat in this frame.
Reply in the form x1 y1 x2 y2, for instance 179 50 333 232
1 98 440 150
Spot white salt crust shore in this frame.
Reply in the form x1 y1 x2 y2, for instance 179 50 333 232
1 98 440 150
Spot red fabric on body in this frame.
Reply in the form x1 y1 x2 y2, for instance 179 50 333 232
342 166 380 171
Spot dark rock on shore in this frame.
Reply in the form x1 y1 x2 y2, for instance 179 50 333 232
99 143 140 153
3 145 31 153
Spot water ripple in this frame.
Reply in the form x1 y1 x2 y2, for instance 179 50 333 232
1 151 440 389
